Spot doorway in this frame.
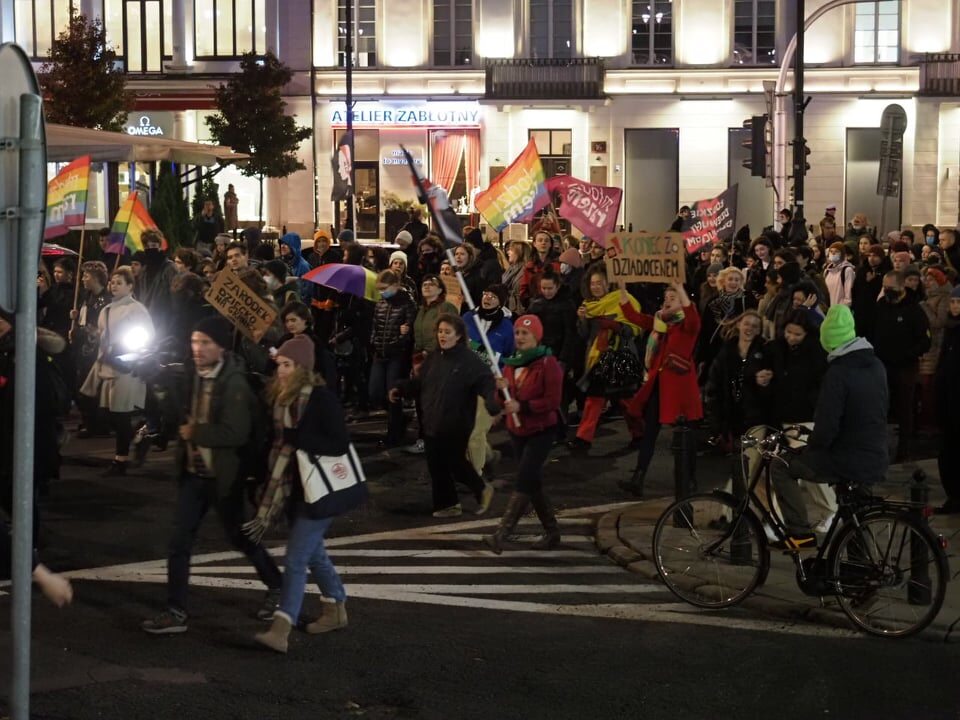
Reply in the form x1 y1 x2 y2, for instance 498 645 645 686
624 129 679 233
845 128 901 236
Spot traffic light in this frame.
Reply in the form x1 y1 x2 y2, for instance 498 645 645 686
790 137 811 178
742 115 768 178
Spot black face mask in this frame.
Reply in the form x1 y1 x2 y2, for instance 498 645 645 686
144 247 163 260
883 288 901 301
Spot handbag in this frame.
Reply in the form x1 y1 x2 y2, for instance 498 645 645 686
663 352 693 375
296 443 368 518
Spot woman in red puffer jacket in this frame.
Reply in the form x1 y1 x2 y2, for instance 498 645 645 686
482 315 564 554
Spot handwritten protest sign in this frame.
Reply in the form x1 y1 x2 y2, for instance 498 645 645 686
545 176 622 242
206 271 278 342
681 185 738 254
604 232 686 285
441 273 463 310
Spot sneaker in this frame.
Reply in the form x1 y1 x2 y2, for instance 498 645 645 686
403 439 426 455
475 483 495 515
255 588 282 621
432 504 463 518
142 608 188 635
770 533 818 551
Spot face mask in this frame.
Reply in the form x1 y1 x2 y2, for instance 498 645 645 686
926 236 936 246
264 275 280 290
144 247 162 260
381 288 397 299
560 263 572 275
828 253 841 264
883 288 901 301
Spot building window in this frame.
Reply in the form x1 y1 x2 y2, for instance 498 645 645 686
433 0 472 66
530 129 572 179
338 0 376 68
194 0 266 58
631 0 672 66
854 1 899 64
733 0 776 65
14 0 76 58
530 0 573 59
101 0 172 71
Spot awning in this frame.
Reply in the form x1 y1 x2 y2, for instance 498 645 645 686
45 123 250 166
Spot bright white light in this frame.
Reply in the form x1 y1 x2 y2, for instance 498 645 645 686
121 326 151 352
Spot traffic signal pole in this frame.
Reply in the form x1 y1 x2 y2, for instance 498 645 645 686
792 0 805 222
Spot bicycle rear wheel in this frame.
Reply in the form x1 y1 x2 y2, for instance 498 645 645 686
831 512 947 638
653 493 769 609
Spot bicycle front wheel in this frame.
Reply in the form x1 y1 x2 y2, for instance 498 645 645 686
653 493 769 609
831 512 948 638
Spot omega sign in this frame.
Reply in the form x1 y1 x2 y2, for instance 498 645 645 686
126 115 164 136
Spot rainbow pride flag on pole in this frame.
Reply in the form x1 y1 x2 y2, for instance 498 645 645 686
44 155 91 240
107 191 163 253
474 138 550 232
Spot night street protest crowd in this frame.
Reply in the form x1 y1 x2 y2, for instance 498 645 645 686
3 203 960 652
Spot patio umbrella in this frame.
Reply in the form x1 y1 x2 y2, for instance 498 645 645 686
303 263 380 301
41 243 79 257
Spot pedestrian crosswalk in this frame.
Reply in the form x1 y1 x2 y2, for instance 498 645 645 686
61 501 858 637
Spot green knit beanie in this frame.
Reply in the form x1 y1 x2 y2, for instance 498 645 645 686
820 304 856 353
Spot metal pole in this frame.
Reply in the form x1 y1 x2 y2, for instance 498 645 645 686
344 0 356 235
792 0 805 222
11 91 45 720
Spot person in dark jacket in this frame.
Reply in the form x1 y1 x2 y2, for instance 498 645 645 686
528 268 577 367
167 272 217 361
369 270 417 447
851 244 889 342
391 314 498 517
771 304 889 546
767 309 828 424
401 208 429 250
465 228 503 292
416 233 444 280
934 286 960 514
261 259 301 309
72 261 112 437
483 315 564 554
276 301 337 391
141 317 283 635
39 257 75 340
252 335 357 653
138 230 178 338
519 230 561 309
873 271 931 462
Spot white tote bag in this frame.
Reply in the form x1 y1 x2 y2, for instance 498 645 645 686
296 443 366 505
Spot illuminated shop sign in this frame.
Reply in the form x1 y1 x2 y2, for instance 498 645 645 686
124 112 174 137
382 149 422 166
330 102 481 127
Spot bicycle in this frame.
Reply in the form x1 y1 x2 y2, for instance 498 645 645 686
651 426 950 638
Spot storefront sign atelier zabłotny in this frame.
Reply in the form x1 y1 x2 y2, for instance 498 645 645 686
330 102 481 127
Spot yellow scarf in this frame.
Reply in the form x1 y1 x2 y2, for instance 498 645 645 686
583 290 643 368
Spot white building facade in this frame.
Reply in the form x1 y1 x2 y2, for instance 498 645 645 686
2 0 958 238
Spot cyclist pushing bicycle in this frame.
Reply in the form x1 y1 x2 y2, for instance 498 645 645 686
771 304 889 549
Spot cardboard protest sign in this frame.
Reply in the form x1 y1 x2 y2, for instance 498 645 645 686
441 273 463 310
206 270 278 342
604 232 686 285
681 185 738 254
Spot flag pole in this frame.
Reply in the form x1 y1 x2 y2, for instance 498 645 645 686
70 227 86 341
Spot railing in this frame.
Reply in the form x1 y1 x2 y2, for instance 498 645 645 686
918 53 960 96
485 58 605 101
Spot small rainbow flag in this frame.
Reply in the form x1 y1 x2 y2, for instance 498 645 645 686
474 138 550 232
107 191 163 253
44 155 91 240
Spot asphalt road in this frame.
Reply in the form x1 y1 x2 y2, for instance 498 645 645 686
1 414 958 720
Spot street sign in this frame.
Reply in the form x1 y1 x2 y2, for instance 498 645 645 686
877 104 907 198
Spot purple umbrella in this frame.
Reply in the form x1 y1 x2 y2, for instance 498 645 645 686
302 263 379 301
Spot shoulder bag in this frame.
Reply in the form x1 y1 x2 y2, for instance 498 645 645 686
296 443 368 518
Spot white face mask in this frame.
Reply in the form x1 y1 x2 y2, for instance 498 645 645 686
560 263 572 275
828 253 841 264
264 275 281 290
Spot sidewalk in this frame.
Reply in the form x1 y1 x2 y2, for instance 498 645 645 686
596 459 960 641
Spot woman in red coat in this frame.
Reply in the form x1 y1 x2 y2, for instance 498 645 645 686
483 315 564 554
618 280 703 496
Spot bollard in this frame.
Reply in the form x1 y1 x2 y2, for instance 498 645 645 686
909 469 932 606
671 417 698 529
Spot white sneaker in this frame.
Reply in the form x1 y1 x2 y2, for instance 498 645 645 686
403 439 425 454
432 504 462 518
475 483 495 515
813 514 836 534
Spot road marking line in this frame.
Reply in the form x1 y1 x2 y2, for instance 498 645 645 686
325 549 595 559
187 564 624 576
341 584 666 595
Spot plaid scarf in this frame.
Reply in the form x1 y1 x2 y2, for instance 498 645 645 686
242 386 312 544
643 309 685 374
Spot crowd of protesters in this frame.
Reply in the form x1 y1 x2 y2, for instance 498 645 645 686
4 198 960 650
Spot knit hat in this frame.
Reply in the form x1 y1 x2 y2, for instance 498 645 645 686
893 251 912 266
276 334 315 371
193 316 233 350
927 267 948 286
558 248 583 268
465 228 484 249
484 283 508 307
337 229 355 243
514 314 543 343
389 250 408 269
819 304 857 354
313 229 331 242
707 263 724 276
951 285 960 299
263 259 287 282
395 230 413 248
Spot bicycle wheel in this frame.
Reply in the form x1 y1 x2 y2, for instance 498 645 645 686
653 493 769 609
831 511 948 638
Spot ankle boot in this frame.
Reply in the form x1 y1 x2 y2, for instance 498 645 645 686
529 492 561 550
305 602 348 634
254 612 292 653
482 493 529 555
617 468 645 497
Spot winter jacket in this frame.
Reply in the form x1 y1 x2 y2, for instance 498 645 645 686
500 354 563 437
935 319 960 432
851 264 885 341
920 284 951 375
808 337 889 486
873 297 931 369
622 303 704 424
502 263 526 315
138 249 177 335
39 281 73 339
464 309 515 365
705 337 773 436
396 341 499 438
519 251 561 308
528 294 578 366
823 261 855 307
766 334 827 423
414 299 459 353
371 288 417 359
279 233 314 303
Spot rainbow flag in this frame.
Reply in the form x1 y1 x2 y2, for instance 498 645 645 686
107 192 163 253
44 155 91 240
475 138 550 232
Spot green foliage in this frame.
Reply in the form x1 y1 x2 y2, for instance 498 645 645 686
205 52 313 179
191 176 223 220
150 162 192 250
36 10 134 132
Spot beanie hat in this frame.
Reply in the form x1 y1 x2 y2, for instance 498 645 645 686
389 250 408 269
558 248 583 268
515 314 543 343
394 230 413 248
819 304 857 354
263 259 287 282
193 316 233 350
891 240 911 253
484 283 508 307
337 229 355 243
951 285 960 300
276 334 315 371
313 229 331 242
707 263 724 276
828 241 845 254
927 267 948 286
893 251 912 266
465 228 484 249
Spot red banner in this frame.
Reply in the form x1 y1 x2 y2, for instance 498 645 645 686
545 176 622 243
681 185 738 254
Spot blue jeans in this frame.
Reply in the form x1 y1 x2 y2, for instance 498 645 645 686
278 515 346 622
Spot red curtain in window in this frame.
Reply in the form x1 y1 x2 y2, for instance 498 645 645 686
463 130 480 199
431 131 465 194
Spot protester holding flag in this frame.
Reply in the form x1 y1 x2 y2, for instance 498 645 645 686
519 230 561 309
